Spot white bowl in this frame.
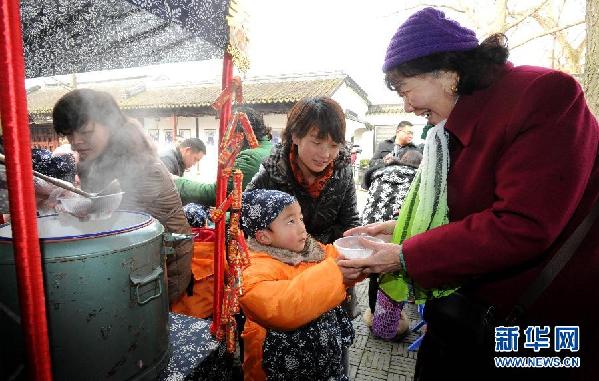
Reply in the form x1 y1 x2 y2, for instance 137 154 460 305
58 192 124 220
334 235 383 259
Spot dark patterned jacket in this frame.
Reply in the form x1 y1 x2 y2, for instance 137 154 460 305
361 164 417 225
362 140 419 189
0 165 8 214
246 143 360 244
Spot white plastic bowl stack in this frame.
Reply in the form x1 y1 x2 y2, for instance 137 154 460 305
333 235 384 259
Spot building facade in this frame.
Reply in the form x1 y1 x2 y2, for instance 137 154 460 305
26 72 422 182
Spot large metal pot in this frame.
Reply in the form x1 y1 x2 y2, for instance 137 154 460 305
0 211 170 380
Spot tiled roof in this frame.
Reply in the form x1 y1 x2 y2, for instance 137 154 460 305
27 74 369 115
367 103 405 114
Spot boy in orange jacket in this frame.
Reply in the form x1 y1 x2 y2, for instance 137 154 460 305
239 189 354 381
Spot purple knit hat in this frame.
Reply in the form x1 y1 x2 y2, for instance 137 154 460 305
382 7 478 72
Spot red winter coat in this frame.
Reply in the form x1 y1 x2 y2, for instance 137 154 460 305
403 63 599 374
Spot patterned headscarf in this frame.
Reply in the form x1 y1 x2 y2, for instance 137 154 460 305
183 203 210 228
32 148 77 184
241 189 296 238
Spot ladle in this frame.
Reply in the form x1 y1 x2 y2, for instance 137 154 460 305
0 153 119 198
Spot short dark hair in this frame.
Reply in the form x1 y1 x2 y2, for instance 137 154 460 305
384 33 509 95
283 97 345 145
52 89 157 170
397 120 413 130
53 89 128 135
399 150 422 168
178 138 206 154
235 106 271 142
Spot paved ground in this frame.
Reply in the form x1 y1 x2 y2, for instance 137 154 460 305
350 187 421 381
348 280 420 381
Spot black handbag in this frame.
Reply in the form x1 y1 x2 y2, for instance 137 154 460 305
424 199 599 349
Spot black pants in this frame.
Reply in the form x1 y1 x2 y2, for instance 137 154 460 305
368 274 379 313
340 288 357 378
342 286 359 319
415 298 580 381
414 317 493 381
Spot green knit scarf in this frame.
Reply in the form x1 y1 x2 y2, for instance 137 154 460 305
378 120 458 304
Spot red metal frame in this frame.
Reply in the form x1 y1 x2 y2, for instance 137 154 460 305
1 0 236 372
211 52 233 335
0 0 53 379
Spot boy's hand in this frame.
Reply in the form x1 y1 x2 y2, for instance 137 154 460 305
337 238 403 282
336 255 364 286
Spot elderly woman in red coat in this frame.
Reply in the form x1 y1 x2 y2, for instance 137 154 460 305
338 7 599 381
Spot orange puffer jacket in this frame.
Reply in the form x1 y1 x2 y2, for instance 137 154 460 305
239 238 346 381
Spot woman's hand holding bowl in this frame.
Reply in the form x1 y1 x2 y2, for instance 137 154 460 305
343 220 396 242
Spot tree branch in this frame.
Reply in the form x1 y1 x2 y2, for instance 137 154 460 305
505 0 551 32
403 4 467 14
510 20 585 49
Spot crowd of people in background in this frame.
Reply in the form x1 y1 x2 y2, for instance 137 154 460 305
173 107 273 207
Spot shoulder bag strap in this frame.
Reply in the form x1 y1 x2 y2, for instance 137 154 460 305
507 198 599 322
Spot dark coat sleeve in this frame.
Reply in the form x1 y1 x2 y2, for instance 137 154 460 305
245 164 272 191
159 149 180 176
309 166 360 244
362 163 385 190
0 165 9 214
369 140 394 168
328 170 360 240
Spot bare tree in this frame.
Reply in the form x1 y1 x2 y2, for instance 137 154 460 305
395 1 595 114
585 0 599 116
398 1 585 73
518 1 585 73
